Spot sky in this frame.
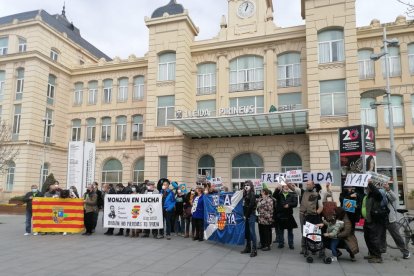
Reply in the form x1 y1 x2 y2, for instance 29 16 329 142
0 0 410 58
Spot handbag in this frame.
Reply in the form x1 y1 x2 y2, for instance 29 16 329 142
322 195 337 219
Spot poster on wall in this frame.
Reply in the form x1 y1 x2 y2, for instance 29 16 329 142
339 125 376 187
103 194 163 229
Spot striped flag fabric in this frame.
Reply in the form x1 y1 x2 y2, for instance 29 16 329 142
32 198 84 233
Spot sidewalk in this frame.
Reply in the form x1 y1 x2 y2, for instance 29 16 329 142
0 214 413 276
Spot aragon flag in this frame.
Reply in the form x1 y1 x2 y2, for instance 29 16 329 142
32 198 84 233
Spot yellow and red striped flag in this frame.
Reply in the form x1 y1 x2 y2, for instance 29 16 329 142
32 198 84 233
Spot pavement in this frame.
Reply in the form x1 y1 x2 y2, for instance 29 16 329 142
0 213 413 276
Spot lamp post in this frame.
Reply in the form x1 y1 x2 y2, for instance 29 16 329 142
370 26 400 203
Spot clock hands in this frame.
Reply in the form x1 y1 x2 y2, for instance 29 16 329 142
245 3 249 11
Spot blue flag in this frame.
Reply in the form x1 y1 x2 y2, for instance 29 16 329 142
204 191 245 245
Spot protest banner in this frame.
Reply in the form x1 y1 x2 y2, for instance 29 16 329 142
302 172 333 184
303 221 322 242
204 191 245 245
211 177 223 190
368 172 390 186
261 171 333 184
253 179 263 191
103 194 163 229
344 173 371 187
343 199 357 213
286 170 303 183
178 183 187 193
32 198 84 233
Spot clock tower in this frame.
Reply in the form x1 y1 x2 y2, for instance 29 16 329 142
221 0 275 39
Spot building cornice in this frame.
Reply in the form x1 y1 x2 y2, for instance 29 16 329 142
145 12 199 36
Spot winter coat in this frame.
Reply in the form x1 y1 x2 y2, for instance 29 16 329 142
191 194 204 219
23 191 44 211
256 196 273 225
337 214 359 254
175 194 185 216
275 190 298 229
83 191 98 213
243 191 256 218
323 219 344 238
339 189 362 224
384 189 398 223
183 192 195 218
161 189 176 212
362 183 383 224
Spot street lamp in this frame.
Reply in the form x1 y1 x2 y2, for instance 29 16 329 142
370 26 400 203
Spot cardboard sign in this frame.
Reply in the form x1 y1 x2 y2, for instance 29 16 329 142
261 171 333 184
286 170 303 183
343 199 356 213
302 172 333 184
211 177 223 190
303 222 322 242
253 179 263 190
344 173 372 187
368 172 390 186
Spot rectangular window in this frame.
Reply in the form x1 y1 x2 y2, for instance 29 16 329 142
6 165 15 191
329 151 341 186
197 63 216 95
71 120 81 141
132 116 143 140
43 109 53 143
360 98 377 127
50 49 58 61
157 96 175 127
0 106 2 122
278 92 302 109
382 47 401 77
16 69 24 100
0 71 4 102
87 126 96 142
18 38 27 53
320 79 347 116
117 79 128 102
101 118 111 141
229 96 264 114
158 53 176 81
318 30 344 64
384 96 404 127
12 104 21 140
47 75 56 105
88 81 98 105
133 77 145 101
278 64 301 87
73 83 83 106
229 56 264 92
116 117 127 141
409 44 414 75
103 80 112 104
197 100 216 117
159 156 168 179
0 37 8 55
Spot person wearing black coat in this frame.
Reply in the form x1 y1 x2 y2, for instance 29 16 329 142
274 184 298 249
240 180 258 257
339 187 363 233
23 185 44 235
104 183 124 236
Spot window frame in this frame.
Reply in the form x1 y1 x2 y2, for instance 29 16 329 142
71 119 81 141
229 56 264 92
47 75 56 105
50 49 59 61
132 115 143 140
12 104 21 140
133 76 145 101
318 30 345 64
101 117 111 142
197 63 217 95
117 78 128 102
103 80 112 104
6 162 15 191
157 96 175 127
18 38 27 53
116 116 127 141
158 52 176 82
320 79 347 116
16 68 24 100
86 118 96 142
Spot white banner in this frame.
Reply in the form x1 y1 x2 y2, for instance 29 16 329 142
83 142 96 193
286 170 303 183
104 194 163 229
211 177 223 190
261 171 333 184
344 173 372 187
67 142 84 194
368 172 390 186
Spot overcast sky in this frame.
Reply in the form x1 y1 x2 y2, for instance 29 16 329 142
0 0 410 58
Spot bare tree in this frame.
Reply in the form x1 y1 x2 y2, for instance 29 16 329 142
0 121 19 175
398 0 414 16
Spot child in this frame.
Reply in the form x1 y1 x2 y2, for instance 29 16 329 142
318 215 344 261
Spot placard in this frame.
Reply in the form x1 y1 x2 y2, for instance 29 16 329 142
368 172 390 186
286 170 303 183
103 194 163 229
303 222 322 242
211 177 223 190
252 179 263 190
261 171 333 184
344 173 372 187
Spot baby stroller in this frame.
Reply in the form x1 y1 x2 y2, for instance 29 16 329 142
304 233 332 264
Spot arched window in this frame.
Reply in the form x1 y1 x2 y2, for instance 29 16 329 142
86 118 96 142
103 79 113 104
384 95 404 127
118 77 128 102
16 68 24 100
18 37 27 53
133 76 144 100
198 155 215 179
377 150 404 205
116 116 127 141
277 52 301 87
360 97 377 127
101 117 111 142
133 159 145 184
132 115 143 140
229 55 264 92
318 29 344 63
158 52 176 81
281 152 302 172
71 119 81 141
73 82 83 106
197 63 216 95
358 49 374 80
102 159 122 184
88 81 98 104
232 153 263 190
40 163 49 186
6 161 15 191
382 46 401 77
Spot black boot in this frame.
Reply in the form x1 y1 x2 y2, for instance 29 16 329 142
240 241 251 254
250 245 257 257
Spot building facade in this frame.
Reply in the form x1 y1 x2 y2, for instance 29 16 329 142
0 0 413 205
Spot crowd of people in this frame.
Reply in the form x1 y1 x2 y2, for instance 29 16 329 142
22 178 411 263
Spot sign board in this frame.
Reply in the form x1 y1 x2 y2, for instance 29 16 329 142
67 142 96 195
103 194 163 229
344 173 372 187
368 172 390 186
211 177 223 190
303 222 322 242
261 171 333 184
343 199 357 213
285 170 303 183
252 179 263 191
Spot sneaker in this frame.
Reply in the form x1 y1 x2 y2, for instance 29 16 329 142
330 257 337 262
157 235 164 239
166 235 171 240
33 232 38 236
24 233 30 236
403 252 411 259
63 232 67 236
368 257 383 263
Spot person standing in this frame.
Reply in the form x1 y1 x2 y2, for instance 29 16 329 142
274 184 298 250
159 181 176 240
23 185 43 235
114 183 126 236
361 181 387 263
183 188 196 238
240 180 258 257
174 189 185 236
103 184 116 235
142 181 160 238
257 188 274 251
381 182 411 259
191 185 205 241
83 184 98 236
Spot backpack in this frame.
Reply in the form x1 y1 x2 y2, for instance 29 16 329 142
371 189 390 223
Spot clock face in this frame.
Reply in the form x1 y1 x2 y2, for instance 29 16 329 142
237 1 255 19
